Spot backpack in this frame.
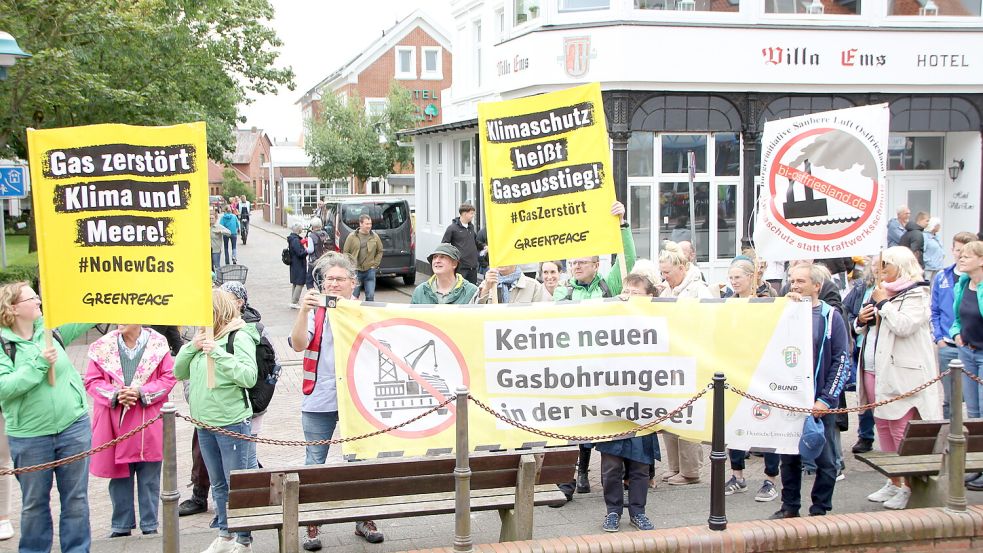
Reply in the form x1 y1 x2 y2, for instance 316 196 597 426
226 325 281 414
310 229 332 261
0 329 65 365
281 247 291 265
564 279 611 301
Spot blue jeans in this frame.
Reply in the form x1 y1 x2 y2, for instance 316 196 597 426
7 415 91 553
197 420 254 544
779 413 838 516
109 461 162 534
858 409 875 440
211 251 221 274
728 449 780 477
223 234 238 265
354 268 377 301
939 344 960 419
302 411 338 465
959 346 983 418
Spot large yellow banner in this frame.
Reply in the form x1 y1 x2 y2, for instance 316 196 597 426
330 297 814 459
27 123 212 327
478 83 622 267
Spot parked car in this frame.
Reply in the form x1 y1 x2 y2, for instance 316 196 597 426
321 197 416 286
209 195 225 210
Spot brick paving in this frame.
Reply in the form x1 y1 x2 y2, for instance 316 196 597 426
1 215 981 553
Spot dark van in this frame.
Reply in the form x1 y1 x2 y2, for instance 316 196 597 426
322 197 415 285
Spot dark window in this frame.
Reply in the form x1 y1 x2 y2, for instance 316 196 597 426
341 202 408 230
890 96 981 132
632 95 742 133
759 96 854 129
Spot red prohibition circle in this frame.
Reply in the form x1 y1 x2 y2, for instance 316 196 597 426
768 127 879 241
346 317 470 438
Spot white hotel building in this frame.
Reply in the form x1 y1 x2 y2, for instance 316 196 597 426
401 0 983 281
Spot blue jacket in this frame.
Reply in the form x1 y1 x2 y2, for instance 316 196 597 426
887 218 904 248
813 302 851 409
923 232 945 271
220 212 240 234
931 264 958 343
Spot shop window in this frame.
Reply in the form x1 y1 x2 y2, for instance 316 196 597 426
888 136 944 171
635 0 739 12
515 0 541 25
458 139 473 176
630 186 652 259
890 0 980 15
395 46 415 79
717 185 738 259
662 135 707 174
658 181 710 262
561 0 610 11
714 133 740 177
764 0 860 14
628 132 654 177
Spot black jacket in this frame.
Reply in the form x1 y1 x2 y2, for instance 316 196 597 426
898 220 925 264
441 217 479 269
287 232 308 285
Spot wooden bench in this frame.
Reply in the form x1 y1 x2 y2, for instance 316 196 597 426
227 448 577 553
855 419 983 508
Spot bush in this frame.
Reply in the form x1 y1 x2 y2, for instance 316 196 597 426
0 265 39 289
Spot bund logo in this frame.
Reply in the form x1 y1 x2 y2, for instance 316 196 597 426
782 346 801 368
752 403 771 421
769 382 799 392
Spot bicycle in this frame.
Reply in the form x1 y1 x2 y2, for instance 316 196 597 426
239 212 250 244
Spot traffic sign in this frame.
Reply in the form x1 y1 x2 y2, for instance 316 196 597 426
0 167 28 198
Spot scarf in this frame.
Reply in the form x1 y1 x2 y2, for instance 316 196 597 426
214 317 246 341
497 269 522 303
883 279 915 295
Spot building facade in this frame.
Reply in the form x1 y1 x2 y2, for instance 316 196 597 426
230 128 273 203
404 0 983 282
295 10 453 202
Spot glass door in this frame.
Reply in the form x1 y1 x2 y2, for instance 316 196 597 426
888 173 943 223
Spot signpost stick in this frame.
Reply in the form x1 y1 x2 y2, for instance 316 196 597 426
45 329 55 386
205 327 216 388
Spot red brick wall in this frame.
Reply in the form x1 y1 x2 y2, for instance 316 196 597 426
232 134 272 202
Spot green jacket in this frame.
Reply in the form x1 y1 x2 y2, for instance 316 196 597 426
174 324 258 427
0 320 94 438
411 274 478 305
553 227 636 301
342 231 384 271
950 274 983 340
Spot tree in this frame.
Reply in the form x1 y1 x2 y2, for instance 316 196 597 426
305 82 417 192
220 168 255 202
0 0 294 250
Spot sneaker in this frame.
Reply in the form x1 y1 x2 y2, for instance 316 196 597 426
629 513 655 531
754 480 779 502
769 510 799 519
108 531 131 538
288 303 300 309
355 520 384 544
723 476 747 496
836 470 845 482
302 526 322 551
202 537 237 553
179 497 207 516
964 472 982 483
666 474 701 486
231 544 251 553
0 520 12 540
883 485 911 510
867 480 901 502
602 513 620 532
852 438 874 454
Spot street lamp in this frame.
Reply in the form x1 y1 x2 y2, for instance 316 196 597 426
0 31 31 80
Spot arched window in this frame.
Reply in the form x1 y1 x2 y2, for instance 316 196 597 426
890 96 980 132
631 95 742 132
759 96 854 129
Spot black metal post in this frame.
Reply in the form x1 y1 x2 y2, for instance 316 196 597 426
708 372 727 530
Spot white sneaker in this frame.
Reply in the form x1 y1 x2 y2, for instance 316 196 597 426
883 485 911 510
0 520 13 540
202 537 238 553
867 480 901 503
232 544 252 553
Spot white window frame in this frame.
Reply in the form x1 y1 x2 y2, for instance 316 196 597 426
495 6 506 41
421 47 443 80
559 0 610 12
364 97 387 117
395 46 416 79
472 20 482 88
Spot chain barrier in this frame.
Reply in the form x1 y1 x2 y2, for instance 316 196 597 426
467 385 712 442
727 368 951 415
960 366 983 387
176 395 457 446
0 413 164 476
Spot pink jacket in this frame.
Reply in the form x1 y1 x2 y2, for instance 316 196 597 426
85 329 176 479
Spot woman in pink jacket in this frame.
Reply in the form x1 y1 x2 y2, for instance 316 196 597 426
85 325 176 538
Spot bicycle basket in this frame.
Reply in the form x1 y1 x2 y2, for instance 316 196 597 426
216 264 248 284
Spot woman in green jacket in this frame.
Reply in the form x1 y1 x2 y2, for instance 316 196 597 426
0 281 94 553
174 288 258 553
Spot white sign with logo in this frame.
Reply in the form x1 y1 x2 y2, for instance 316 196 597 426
753 104 889 261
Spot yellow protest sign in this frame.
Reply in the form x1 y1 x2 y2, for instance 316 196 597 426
329 297 814 459
27 123 212 327
478 82 621 267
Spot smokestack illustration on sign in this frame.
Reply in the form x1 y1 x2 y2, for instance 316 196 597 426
782 159 828 220
374 339 451 418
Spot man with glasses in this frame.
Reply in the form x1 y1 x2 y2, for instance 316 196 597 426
552 201 636 501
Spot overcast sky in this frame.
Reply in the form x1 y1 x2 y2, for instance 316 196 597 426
239 0 455 143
